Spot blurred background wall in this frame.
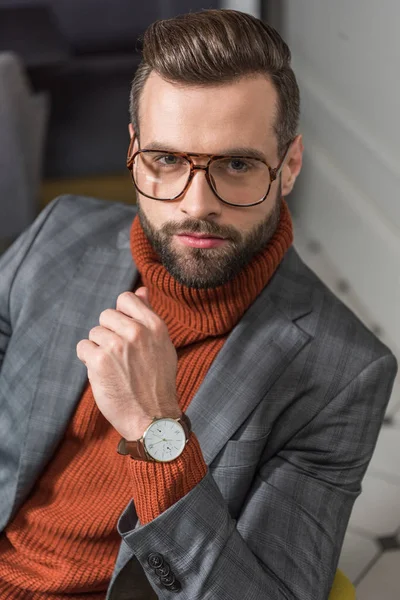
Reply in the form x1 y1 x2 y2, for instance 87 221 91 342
268 0 400 362
221 0 259 17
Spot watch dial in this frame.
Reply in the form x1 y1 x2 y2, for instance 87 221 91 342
144 419 186 462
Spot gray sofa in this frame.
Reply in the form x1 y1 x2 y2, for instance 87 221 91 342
0 52 49 242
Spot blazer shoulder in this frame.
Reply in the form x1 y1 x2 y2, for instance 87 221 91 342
5 195 138 326
46 194 138 237
283 246 397 369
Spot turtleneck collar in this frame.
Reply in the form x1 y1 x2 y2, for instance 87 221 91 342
130 199 293 347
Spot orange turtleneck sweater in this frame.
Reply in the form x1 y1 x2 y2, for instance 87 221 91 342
0 199 293 599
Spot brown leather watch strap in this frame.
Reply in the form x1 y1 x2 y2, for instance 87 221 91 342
117 413 192 461
177 412 191 439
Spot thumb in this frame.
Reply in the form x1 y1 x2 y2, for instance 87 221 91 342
135 286 151 308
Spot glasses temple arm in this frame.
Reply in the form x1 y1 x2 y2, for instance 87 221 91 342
275 140 293 178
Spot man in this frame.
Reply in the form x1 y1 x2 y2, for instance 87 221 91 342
0 8 397 600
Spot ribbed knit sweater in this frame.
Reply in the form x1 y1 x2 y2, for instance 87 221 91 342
0 199 293 598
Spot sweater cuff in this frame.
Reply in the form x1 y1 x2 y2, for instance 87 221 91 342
129 433 208 525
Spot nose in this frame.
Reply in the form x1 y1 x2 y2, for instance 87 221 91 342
178 165 222 220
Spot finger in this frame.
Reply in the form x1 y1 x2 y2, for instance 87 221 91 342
99 308 147 341
116 291 156 326
88 325 123 350
76 338 99 365
134 286 151 308
99 308 133 332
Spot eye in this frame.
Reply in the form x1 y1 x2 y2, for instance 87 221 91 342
213 158 256 174
155 154 182 166
229 159 249 172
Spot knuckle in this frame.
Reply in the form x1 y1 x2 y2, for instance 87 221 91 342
76 339 85 353
99 309 110 322
88 326 99 338
94 351 107 370
110 338 123 353
126 326 140 344
117 291 132 304
152 318 167 336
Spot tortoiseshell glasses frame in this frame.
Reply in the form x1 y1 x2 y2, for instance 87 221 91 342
126 135 293 208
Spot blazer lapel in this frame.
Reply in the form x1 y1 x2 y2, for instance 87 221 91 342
11 228 139 518
186 272 313 466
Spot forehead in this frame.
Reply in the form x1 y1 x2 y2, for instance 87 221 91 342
138 71 279 155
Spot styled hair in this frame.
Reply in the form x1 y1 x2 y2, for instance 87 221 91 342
129 9 300 157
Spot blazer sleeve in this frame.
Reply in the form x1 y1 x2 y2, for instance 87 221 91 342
0 197 62 374
117 352 397 600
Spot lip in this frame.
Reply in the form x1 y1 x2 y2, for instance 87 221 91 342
177 233 225 239
175 234 228 249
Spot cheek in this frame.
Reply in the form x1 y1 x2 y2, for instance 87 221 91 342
138 195 175 229
231 202 274 236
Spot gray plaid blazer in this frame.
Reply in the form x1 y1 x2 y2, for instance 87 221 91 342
0 195 397 600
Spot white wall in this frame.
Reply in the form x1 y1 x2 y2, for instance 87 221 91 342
277 0 400 357
221 0 260 18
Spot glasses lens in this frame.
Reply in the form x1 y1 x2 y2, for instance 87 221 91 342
132 152 271 205
133 152 190 200
209 158 271 205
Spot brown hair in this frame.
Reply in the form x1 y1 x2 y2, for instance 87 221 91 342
129 9 300 157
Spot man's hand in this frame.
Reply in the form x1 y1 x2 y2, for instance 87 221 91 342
76 287 181 441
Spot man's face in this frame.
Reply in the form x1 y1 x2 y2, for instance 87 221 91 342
130 72 302 288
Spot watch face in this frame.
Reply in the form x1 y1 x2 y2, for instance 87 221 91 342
143 418 186 462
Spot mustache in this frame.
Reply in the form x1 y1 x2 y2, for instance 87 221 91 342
160 219 241 242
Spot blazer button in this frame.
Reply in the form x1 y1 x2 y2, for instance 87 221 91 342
156 563 171 578
167 580 182 592
147 552 164 569
161 572 176 587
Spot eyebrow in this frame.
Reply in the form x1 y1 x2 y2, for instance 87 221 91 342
141 141 268 162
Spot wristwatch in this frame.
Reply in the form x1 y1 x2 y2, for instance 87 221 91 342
117 413 192 463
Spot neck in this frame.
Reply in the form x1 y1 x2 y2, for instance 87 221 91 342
129 199 294 346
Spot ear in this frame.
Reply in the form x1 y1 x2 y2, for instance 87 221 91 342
280 134 304 197
128 123 139 155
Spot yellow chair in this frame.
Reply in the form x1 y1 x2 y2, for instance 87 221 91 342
329 569 356 600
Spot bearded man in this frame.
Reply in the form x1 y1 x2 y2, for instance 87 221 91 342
0 8 396 600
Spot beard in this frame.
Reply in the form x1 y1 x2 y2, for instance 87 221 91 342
137 191 283 290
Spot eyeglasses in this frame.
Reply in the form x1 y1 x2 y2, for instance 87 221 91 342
126 136 292 207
